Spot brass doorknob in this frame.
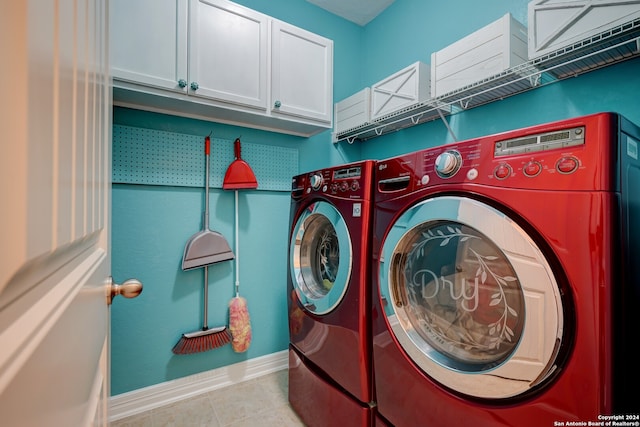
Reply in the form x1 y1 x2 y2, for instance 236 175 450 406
107 277 143 305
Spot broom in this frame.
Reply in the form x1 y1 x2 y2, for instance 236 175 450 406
172 265 232 354
173 135 232 354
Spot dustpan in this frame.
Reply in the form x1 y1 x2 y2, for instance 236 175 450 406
182 135 235 270
222 138 258 190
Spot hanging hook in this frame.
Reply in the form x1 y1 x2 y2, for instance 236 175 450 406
529 73 541 87
410 113 424 125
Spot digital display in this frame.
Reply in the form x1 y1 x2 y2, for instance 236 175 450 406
333 166 361 180
495 126 584 157
540 131 570 143
506 137 537 148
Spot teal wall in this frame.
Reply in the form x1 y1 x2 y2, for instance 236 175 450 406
110 0 640 395
356 0 640 159
110 1 359 395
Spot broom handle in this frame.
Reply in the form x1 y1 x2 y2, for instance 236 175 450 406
203 135 211 330
235 190 240 298
203 265 209 330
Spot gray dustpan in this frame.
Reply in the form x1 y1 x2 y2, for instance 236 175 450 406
182 135 234 270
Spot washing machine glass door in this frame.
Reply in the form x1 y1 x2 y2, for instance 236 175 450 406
290 201 352 315
380 196 564 399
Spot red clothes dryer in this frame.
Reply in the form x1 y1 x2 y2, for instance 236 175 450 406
288 160 375 427
371 113 640 426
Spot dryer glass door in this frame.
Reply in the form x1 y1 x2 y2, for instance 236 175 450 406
379 196 564 399
290 201 352 315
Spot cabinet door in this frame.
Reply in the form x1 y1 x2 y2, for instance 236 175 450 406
189 0 268 109
271 20 333 124
110 0 188 92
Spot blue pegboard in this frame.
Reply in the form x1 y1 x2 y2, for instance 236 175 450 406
112 125 298 191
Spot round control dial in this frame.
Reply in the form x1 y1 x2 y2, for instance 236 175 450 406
523 161 542 177
435 150 463 178
556 156 579 174
494 163 512 180
309 174 324 190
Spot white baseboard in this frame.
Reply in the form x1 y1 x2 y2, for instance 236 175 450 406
109 350 289 422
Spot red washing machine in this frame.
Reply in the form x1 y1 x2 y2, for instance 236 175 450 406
288 160 375 427
371 113 640 427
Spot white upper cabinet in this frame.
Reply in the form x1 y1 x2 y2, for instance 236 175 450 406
189 0 268 109
110 0 333 136
110 0 188 92
271 20 333 124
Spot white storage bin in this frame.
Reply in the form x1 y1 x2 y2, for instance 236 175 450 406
371 61 430 121
528 0 640 59
334 88 371 134
430 13 528 98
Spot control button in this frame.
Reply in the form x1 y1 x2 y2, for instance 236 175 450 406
322 184 328 192
330 183 338 193
466 168 478 180
494 163 512 180
340 181 349 192
310 174 323 190
421 175 430 185
435 150 462 178
351 180 360 191
556 157 579 174
523 161 542 177
352 203 362 217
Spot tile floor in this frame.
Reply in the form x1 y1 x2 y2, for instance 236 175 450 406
109 370 305 427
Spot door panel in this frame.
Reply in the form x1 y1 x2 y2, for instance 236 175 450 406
0 1 112 425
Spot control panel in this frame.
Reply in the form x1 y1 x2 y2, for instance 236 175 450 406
494 126 585 157
418 141 483 186
292 165 367 199
408 123 598 191
490 126 585 182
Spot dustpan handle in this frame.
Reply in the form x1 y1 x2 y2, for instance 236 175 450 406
204 136 210 229
234 138 241 159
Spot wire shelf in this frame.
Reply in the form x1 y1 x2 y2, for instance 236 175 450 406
333 20 640 143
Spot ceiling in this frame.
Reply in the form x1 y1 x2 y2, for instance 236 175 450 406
305 0 395 26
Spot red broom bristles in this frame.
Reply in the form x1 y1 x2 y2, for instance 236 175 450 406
172 326 232 355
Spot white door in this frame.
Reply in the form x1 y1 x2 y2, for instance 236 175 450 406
0 1 140 426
